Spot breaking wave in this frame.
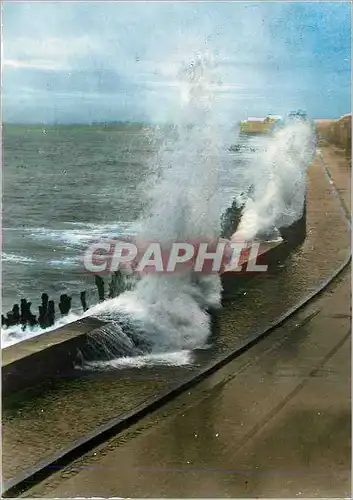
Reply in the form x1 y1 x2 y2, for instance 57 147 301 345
234 119 316 241
3 51 316 364
85 52 226 359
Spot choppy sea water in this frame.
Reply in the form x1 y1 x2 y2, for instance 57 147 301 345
3 124 254 317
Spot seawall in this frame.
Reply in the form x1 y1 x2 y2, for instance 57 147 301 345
2 208 306 396
315 113 351 156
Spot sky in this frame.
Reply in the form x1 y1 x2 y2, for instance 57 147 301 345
2 1 351 124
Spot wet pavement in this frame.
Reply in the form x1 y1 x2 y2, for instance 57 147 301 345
318 143 351 217
3 152 351 492
21 264 351 498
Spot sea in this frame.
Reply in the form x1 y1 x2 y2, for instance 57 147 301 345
2 123 253 321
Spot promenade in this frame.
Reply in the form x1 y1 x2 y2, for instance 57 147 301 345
20 146 351 498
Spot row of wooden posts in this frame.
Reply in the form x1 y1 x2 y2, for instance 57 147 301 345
2 194 247 333
2 273 122 331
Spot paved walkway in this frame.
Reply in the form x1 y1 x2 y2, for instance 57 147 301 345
318 143 350 219
5 150 350 486
23 149 351 498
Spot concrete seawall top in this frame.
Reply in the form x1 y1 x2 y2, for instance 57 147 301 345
3 316 107 394
315 113 351 156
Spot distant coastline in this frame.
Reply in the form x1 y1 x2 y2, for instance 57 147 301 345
3 113 350 128
2 121 152 129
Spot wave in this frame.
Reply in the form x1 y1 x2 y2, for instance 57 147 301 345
234 119 316 241
2 253 36 264
3 221 137 249
1 311 81 348
83 350 193 369
2 52 316 363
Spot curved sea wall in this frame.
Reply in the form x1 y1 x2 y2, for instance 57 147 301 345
2 317 107 394
3 115 314 395
2 206 306 397
316 114 351 156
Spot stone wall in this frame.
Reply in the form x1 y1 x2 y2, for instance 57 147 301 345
316 114 351 157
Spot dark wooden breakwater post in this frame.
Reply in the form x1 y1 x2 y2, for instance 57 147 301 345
1 271 126 333
80 291 88 312
94 275 105 302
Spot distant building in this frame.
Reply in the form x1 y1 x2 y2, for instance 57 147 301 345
240 115 282 135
